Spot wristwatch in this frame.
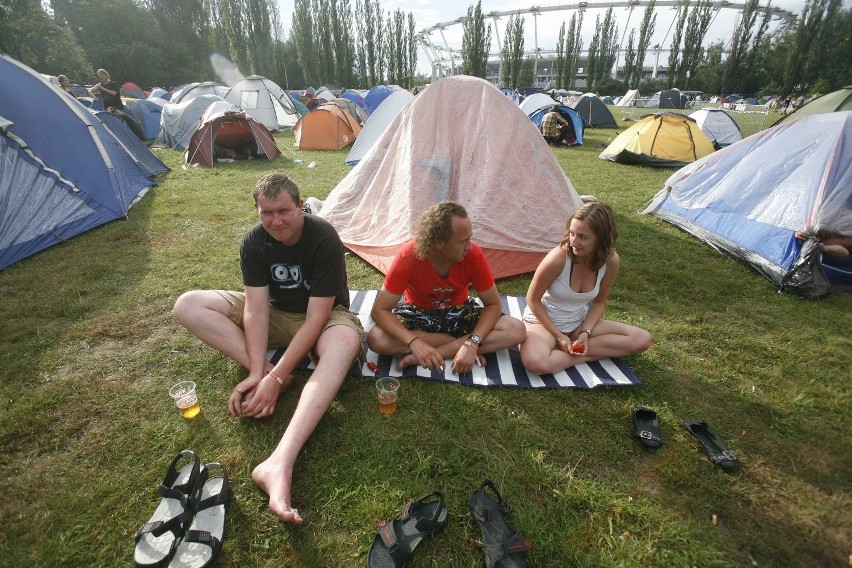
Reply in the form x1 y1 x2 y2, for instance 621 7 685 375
469 334 482 346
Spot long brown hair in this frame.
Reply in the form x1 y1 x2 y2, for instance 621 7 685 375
559 202 618 270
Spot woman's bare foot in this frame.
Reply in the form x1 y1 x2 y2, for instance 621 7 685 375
252 457 303 524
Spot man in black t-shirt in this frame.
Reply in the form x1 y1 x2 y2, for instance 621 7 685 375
174 172 363 525
87 68 123 110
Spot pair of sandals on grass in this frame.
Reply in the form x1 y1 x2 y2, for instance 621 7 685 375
133 450 231 568
368 480 531 568
633 406 739 471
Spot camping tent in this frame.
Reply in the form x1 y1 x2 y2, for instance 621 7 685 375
327 97 369 124
121 82 145 99
519 92 556 115
658 89 688 109
599 113 715 167
775 85 852 124
124 98 164 140
155 94 225 149
185 104 281 168
500 87 520 105
617 90 639 107
363 85 397 114
293 104 362 150
318 75 583 279
688 108 742 148
642 112 852 297
92 110 169 177
570 94 618 128
339 89 367 110
0 55 162 269
527 105 585 146
170 81 228 104
224 75 299 131
345 89 415 166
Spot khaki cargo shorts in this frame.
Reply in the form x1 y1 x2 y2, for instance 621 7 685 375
214 290 364 348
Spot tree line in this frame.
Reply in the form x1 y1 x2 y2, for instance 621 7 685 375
459 0 849 96
0 0 419 91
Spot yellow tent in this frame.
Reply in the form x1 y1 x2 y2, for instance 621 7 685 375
599 113 716 167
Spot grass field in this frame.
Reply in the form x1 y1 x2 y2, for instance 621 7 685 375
0 113 849 567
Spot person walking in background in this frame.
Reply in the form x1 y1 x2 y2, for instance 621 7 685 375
173 172 363 525
520 202 651 375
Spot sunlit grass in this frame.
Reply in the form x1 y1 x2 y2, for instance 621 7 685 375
0 126 849 567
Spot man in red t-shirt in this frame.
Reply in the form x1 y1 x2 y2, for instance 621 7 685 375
369 201 526 373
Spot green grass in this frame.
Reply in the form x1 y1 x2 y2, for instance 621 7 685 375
0 126 850 568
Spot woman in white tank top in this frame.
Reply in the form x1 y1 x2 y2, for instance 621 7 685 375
520 203 652 375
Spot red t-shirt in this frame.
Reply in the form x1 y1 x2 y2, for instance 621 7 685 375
384 240 495 310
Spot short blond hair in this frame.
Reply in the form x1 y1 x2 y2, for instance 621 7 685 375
253 172 300 204
414 201 467 259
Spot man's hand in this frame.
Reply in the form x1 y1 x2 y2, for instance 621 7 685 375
230 374 282 418
451 341 479 374
408 337 445 371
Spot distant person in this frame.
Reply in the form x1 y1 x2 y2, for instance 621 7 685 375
87 69 123 111
540 105 570 146
174 172 364 524
520 202 651 375
57 75 76 97
368 201 526 374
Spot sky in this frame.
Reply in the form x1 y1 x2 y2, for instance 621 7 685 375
273 0 828 77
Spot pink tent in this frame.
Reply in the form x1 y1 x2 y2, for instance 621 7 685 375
319 75 583 278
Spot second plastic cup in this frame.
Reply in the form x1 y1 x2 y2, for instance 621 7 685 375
375 377 400 415
169 381 201 419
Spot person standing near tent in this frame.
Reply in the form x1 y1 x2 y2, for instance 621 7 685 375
520 202 651 375
173 172 363 525
368 201 526 373
87 69 124 111
540 105 570 145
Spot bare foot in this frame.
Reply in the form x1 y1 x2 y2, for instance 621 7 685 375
252 458 303 525
396 353 419 370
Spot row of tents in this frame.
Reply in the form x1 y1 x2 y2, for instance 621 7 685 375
3 57 850 298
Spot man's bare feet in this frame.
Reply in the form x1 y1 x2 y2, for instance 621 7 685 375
252 457 303 524
396 353 419 370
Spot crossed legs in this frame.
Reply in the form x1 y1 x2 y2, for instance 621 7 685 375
520 319 651 376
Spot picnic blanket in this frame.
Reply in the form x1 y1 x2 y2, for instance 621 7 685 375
268 290 642 389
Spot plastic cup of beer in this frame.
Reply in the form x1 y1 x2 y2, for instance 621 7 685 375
375 377 400 415
169 381 201 419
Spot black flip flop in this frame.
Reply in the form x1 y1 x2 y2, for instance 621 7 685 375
684 419 738 471
468 480 531 568
633 407 663 449
367 491 448 567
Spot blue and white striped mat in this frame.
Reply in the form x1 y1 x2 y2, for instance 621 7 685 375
269 289 642 390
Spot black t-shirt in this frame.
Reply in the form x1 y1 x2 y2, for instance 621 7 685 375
239 215 349 313
101 80 123 110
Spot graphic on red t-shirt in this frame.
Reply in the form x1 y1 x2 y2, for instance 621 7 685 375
384 240 494 309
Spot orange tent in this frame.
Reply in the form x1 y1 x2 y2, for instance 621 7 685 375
293 104 361 150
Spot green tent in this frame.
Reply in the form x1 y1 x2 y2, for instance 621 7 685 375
776 85 852 124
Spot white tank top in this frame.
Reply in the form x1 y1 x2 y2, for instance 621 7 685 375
523 254 605 332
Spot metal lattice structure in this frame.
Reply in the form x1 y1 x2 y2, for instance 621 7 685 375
417 1 797 84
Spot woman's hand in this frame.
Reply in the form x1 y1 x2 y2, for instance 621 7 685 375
555 333 573 353
568 334 588 355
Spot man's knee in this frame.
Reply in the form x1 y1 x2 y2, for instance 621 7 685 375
498 315 527 343
366 325 394 353
173 290 201 324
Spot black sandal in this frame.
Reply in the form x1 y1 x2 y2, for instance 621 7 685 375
169 463 231 568
633 407 663 449
134 450 201 567
684 419 738 471
468 480 531 568
367 491 449 567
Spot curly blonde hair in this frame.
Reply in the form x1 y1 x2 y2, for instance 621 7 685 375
559 202 618 270
414 201 468 259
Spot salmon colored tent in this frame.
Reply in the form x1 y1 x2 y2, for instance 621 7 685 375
318 75 583 279
293 104 361 150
